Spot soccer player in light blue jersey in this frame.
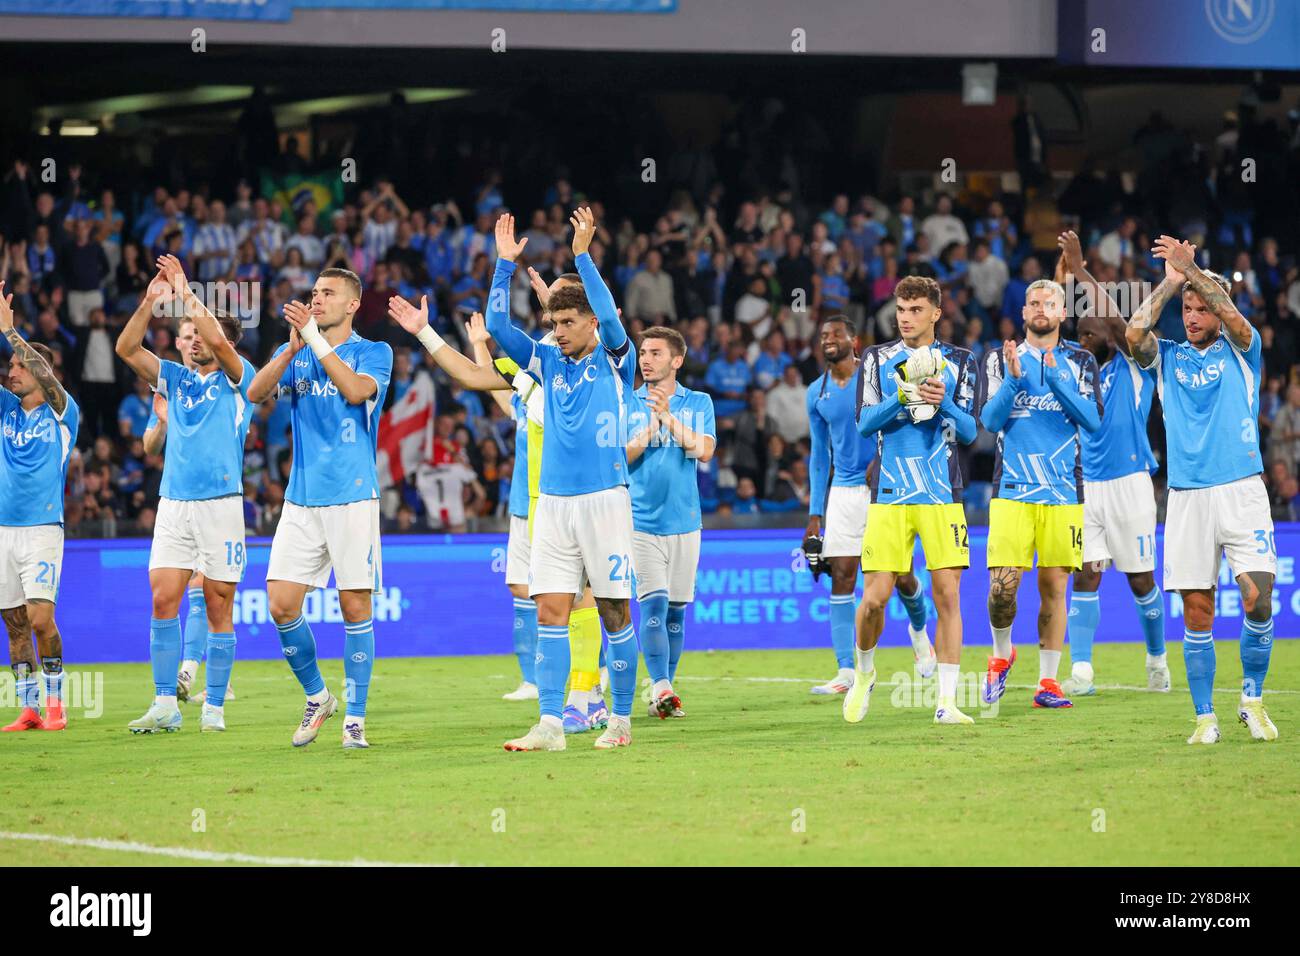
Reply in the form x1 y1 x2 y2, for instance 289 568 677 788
248 268 393 750
488 209 639 752
847 277 978 725
625 325 716 720
142 319 238 707
0 282 80 733
802 314 935 696
1056 231 1169 697
980 277 1102 711
117 256 255 735
1128 236 1278 745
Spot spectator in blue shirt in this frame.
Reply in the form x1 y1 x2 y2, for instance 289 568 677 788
752 329 792 389
817 254 851 313
934 241 970 290
818 194 850 242
999 254 1042 321
118 379 153 440
705 341 753 418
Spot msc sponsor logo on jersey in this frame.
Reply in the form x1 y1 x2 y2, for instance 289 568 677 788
3 414 54 447
550 363 600 396
1173 358 1226 388
176 383 222 410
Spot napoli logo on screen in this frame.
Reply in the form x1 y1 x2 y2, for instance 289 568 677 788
1205 0 1275 44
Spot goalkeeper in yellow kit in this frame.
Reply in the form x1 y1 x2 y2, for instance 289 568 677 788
845 276 979 726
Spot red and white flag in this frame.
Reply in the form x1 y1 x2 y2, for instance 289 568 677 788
376 373 434 488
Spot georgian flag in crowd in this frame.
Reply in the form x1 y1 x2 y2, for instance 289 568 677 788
377 373 434 489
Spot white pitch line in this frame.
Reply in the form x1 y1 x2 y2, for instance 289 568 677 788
667 675 1300 695
0 831 454 867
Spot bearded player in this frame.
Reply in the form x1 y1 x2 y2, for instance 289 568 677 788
804 313 935 696
1128 237 1277 744
1055 231 1169 696
843 276 977 725
142 318 238 707
980 277 1101 711
117 256 254 734
0 281 79 732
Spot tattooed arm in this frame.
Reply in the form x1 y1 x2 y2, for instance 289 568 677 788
0 280 68 415
1152 235 1253 352
1124 261 1184 369
1057 230 1132 354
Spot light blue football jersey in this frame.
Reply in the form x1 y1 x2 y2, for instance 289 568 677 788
488 255 636 497
1080 351 1157 482
806 368 875 517
508 393 529 518
1143 328 1263 490
0 387 80 526
156 358 256 501
627 382 716 535
980 341 1102 505
857 340 977 505
274 333 393 507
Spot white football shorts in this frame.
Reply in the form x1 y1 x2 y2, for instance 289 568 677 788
1082 471 1157 573
1163 475 1276 591
505 514 531 587
529 487 633 600
149 495 247 583
267 499 383 593
632 529 702 603
822 484 870 558
0 524 64 607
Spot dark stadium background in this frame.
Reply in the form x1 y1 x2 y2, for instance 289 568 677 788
1 0 1298 541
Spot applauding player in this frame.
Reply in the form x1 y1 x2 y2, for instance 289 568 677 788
489 209 639 752
804 314 935 697
117 257 254 734
980 278 1101 711
845 277 977 725
248 269 393 749
1129 237 1277 744
0 281 80 732
1055 233 1169 696
626 326 716 719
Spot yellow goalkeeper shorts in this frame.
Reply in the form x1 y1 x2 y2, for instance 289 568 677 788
987 499 1084 570
861 502 969 573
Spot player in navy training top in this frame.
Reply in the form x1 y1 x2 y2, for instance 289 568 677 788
1127 235 1278 745
802 314 936 696
0 281 79 733
1055 231 1169 698
979 275 1102 712
248 267 393 751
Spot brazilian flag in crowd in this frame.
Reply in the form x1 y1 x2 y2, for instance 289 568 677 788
260 170 345 225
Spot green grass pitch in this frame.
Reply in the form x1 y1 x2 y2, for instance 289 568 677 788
2 641 1298 866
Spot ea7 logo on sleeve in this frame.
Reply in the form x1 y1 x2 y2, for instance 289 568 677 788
50 886 152 936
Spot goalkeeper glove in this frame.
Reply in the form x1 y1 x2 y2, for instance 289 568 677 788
801 533 826 582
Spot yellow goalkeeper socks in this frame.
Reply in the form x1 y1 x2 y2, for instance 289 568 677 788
567 606 602 707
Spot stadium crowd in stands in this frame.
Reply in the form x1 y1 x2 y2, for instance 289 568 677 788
2 100 1300 536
